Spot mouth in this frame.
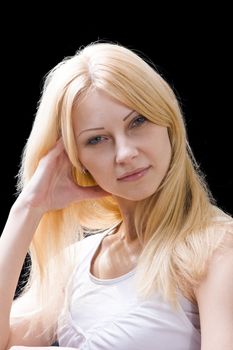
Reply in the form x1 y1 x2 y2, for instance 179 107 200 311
117 166 151 181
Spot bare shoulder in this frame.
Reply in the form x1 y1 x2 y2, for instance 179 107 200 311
196 220 233 290
212 220 233 261
194 224 233 349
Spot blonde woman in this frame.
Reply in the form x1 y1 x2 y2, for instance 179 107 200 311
0 42 232 350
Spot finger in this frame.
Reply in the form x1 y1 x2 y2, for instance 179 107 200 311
50 138 65 156
38 139 65 167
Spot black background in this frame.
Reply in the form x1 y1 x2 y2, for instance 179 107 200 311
1 7 232 235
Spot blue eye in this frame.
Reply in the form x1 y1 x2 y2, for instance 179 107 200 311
131 115 147 128
87 136 105 145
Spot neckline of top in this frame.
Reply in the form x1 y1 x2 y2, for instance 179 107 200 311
88 231 136 285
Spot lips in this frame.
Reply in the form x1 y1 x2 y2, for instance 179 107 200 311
117 166 151 180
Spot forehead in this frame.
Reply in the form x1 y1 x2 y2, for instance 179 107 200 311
73 89 133 129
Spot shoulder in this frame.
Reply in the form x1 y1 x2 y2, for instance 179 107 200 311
65 231 107 265
66 231 106 250
194 221 233 348
199 221 233 285
195 215 233 295
174 214 233 303
209 215 233 258
78 231 107 251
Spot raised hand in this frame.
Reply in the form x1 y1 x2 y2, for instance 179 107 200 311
16 139 110 214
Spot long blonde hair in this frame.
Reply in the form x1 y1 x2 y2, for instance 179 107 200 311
14 41 231 341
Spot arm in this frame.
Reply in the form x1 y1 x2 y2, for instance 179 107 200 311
0 204 46 350
0 140 108 350
195 232 233 350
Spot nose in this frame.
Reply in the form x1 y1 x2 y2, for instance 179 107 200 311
115 138 139 164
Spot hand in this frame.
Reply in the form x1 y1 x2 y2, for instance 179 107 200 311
16 139 109 213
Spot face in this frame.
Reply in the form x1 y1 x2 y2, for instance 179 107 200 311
73 89 172 201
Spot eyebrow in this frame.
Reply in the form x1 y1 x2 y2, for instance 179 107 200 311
77 110 136 137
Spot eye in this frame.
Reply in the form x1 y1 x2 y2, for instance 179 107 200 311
86 135 107 145
130 115 147 128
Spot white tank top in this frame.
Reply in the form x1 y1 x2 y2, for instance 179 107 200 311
57 232 201 349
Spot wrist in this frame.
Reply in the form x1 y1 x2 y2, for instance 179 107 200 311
11 196 45 219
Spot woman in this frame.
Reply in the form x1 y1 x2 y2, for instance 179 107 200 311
0 42 232 350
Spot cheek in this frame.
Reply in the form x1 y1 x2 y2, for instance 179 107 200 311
152 133 172 169
161 138 172 170
80 151 111 179
78 147 94 166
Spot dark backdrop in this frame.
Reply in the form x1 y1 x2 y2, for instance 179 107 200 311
1 11 232 237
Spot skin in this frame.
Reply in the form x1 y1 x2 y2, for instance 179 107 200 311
74 89 172 242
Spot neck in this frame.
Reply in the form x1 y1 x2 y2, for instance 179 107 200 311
113 196 139 244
